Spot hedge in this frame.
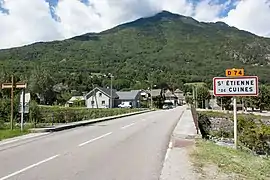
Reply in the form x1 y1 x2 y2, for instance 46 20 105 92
35 106 143 124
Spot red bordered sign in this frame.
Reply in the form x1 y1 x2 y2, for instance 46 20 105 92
213 76 259 97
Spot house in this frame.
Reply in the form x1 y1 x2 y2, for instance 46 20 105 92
85 87 118 108
146 89 163 99
164 89 178 106
115 90 143 108
65 96 85 107
174 89 185 105
84 87 144 108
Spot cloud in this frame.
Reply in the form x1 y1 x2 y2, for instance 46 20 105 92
0 0 61 49
222 0 270 37
0 0 269 49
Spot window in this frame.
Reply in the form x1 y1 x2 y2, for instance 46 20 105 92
102 101 105 105
99 93 102 97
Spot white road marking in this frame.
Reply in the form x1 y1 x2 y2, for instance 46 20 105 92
0 155 59 180
78 132 112 147
165 142 173 160
121 123 135 129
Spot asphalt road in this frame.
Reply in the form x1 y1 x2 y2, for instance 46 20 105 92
0 107 185 180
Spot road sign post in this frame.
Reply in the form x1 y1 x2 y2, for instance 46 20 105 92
1 76 27 130
20 89 25 131
213 76 258 149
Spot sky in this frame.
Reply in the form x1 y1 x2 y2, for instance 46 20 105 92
0 0 270 49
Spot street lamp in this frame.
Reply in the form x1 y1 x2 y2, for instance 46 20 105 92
107 73 114 109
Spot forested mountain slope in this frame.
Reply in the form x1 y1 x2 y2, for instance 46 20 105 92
1 11 270 92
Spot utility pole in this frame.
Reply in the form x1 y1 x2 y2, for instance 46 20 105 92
150 82 153 109
109 73 113 108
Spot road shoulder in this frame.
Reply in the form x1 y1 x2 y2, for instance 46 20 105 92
160 106 200 180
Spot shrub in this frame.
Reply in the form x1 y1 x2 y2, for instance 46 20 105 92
199 111 270 155
198 113 211 139
37 106 142 124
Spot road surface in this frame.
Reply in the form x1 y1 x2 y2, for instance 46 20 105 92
0 107 185 180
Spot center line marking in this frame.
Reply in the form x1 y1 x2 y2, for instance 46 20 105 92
0 155 59 180
78 132 112 147
121 123 135 129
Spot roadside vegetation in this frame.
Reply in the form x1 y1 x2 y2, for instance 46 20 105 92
0 104 144 137
0 121 29 141
197 110 270 155
191 140 270 180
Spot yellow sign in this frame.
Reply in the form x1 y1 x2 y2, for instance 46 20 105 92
226 69 244 77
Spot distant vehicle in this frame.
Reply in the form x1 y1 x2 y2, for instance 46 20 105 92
163 101 174 109
118 101 132 108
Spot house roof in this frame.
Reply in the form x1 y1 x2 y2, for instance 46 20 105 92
164 90 177 98
99 87 118 98
146 89 162 97
116 90 141 100
85 87 119 99
174 89 183 93
67 96 85 103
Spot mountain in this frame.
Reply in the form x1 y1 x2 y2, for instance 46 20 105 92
1 11 270 92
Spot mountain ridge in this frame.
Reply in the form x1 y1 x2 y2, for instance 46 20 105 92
0 11 270 92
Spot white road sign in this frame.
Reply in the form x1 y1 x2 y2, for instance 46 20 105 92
213 76 258 96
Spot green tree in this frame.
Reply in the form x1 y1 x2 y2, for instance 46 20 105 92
216 96 233 110
29 100 41 128
28 68 56 105
196 86 210 109
247 85 270 112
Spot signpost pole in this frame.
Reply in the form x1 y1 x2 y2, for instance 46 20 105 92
10 75 14 130
20 89 25 132
233 97 237 149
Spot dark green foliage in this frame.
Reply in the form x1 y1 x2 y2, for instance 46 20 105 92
216 96 233 110
196 86 210 109
38 106 142 124
237 116 270 155
1 11 270 96
29 100 41 128
245 85 270 112
200 111 270 155
198 113 211 139
185 96 193 104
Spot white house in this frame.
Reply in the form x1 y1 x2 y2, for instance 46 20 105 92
84 87 118 108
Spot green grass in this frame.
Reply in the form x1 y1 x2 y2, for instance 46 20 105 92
0 128 29 141
191 140 270 180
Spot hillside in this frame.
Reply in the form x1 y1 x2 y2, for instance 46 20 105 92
1 11 270 92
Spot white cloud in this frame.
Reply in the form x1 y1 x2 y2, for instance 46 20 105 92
0 0 269 49
222 0 270 37
0 0 61 49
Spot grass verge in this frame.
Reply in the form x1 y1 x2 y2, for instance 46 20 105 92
191 140 270 180
0 129 29 141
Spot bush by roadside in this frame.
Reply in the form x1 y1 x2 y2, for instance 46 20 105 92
35 106 144 124
197 111 270 155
